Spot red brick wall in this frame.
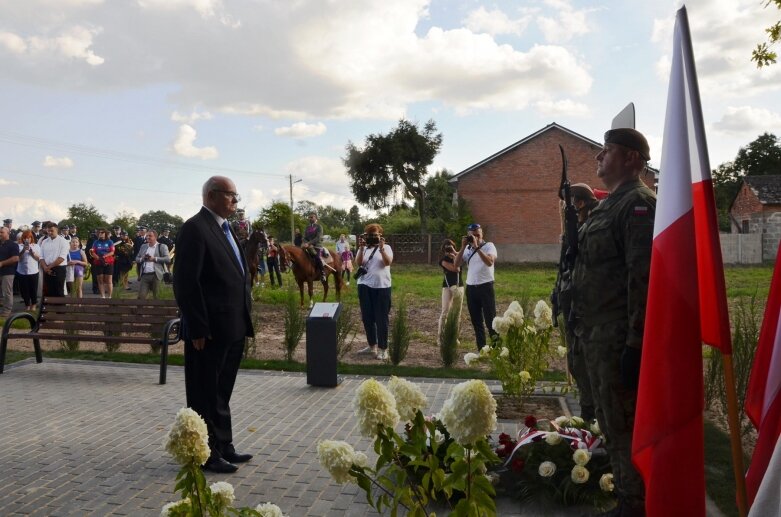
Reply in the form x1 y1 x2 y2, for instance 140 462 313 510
730 183 763 220
455 126 655 247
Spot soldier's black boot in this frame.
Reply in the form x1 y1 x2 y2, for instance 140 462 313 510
581 404 595 423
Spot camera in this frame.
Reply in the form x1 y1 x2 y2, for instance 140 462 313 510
363 233 380 246
465 235 475 245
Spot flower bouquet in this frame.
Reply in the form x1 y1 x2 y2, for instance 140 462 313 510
492 414 616 510
318 377 502 517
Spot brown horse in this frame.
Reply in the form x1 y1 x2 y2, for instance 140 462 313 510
243 228 267 286
278 245 343 307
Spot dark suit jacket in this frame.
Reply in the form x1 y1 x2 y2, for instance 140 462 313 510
173 207 254 343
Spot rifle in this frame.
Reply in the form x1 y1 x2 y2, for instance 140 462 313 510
551 145 579 327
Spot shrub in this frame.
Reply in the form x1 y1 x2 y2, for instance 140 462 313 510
59 328 80 352
439 287 463 367
388 296 410 365
282 284 305 361
335 302 359 361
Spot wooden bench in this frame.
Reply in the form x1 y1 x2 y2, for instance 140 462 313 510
0 297 181 384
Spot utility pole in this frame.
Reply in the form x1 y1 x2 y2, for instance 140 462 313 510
289 174 302 242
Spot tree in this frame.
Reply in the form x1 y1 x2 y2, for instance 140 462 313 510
348 205 363 235
419 169 473 238
752 0 781 67
110 211 138 234
712 132 781 230
256 201 305 242
138 210 185 236
60 203 108 237
344 119 443 233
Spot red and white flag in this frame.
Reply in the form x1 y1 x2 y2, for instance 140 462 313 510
632 7 732 516
745 241 781 505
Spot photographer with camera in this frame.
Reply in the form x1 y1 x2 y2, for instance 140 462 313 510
438 239 463 340
455 223 498 351
354 223 393 361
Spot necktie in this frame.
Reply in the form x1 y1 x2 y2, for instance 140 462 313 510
221 221 244 274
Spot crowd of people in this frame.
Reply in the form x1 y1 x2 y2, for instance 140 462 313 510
0 219 179 313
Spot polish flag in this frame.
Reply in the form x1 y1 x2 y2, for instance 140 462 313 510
745 241 781 505
632 7 732 516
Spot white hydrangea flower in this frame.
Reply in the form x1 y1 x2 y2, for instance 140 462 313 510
499 347 509 358
519 370 532 383
439 380 497 446
572 449 591 466
353 379 400 437
165 408 210 467
317 440 361 484
538 461 557 477
599 473 615 492
545 432 562 445
534 300 553 329
556 346 567 358
571 465 590 484
492 316 511 336
387 376 428 422
255 502 288 517
504 301 525 327
209 481 235 508
464 352 479 366
526 324 538 335
161 499 190 517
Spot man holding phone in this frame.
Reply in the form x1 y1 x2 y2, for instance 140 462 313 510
455 223 498 351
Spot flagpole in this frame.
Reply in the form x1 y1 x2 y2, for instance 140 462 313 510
722 354 748 517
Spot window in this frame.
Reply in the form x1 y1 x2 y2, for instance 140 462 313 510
742 220 749 234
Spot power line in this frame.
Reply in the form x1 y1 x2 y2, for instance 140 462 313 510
0 169 199 197
0 129 288 178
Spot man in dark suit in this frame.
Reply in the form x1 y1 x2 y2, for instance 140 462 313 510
173 176 255 474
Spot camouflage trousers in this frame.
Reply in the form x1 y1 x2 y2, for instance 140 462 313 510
577 320 645 509
563 329 594 421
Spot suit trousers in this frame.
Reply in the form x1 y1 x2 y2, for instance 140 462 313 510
43 266 66 298
137 272 159 299
184 336 245 457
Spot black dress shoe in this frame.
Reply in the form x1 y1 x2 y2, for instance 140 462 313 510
223 451 253 463
202 457 238 473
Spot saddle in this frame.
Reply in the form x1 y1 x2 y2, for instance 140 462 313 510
306 246 333 267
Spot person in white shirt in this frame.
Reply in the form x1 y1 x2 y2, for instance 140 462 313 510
16 230 42 311
135 230 170 299
39 222 70 298
455 223 498 351
354 223 394 361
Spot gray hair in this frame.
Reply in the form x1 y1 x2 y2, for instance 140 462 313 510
202 176 222 200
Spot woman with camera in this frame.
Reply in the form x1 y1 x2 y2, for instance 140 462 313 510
354 223 394 360
16 230 42 311
438 239 463 340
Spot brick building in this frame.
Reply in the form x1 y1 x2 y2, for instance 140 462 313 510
730 175 781 261
449 123 656 262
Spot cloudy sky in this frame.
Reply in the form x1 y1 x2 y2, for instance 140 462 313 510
0 0 779 225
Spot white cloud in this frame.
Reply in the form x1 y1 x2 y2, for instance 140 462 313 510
0 197 68 223
713 106 781 135
536 0 591 43
43 155 74 168
137 0 240 27
463 7 530 37
284 156 355 210
171 109 213 124
652 0 781 96
534 99 590 117
274 122 327 138
0 179 19 186
172 124 218 159
0 26 104 66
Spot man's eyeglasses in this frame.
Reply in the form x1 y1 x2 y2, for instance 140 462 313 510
213 189 242 202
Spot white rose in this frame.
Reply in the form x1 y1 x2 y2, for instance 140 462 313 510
538 461 557 477
554 416 570 427
545 432 562 445
590 420 601 435
572 449 591 466
571 465 590 484
599 473 615 492
570 416 585 427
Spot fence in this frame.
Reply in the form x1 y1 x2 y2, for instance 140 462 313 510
720 233 763 264
384 233 446 264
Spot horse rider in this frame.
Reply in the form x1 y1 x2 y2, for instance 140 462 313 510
232 208 251 244
302 211 329 282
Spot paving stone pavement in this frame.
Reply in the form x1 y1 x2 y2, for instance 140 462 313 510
1 359 544 517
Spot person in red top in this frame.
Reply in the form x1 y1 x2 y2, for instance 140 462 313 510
90 229 115 298
265 236 283 288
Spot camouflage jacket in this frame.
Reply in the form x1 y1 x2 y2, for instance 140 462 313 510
572 178 656 349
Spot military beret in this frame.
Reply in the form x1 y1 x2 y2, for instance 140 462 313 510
604 128 650 161
3 218 12 224
32 221 42 226
570 183 597 202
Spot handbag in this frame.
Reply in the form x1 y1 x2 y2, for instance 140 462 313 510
162 264 172 284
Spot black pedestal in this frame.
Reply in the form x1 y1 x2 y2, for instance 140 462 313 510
306 303 343 387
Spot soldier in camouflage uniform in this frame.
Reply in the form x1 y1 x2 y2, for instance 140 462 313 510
557 183 600 422
572 128 656 517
